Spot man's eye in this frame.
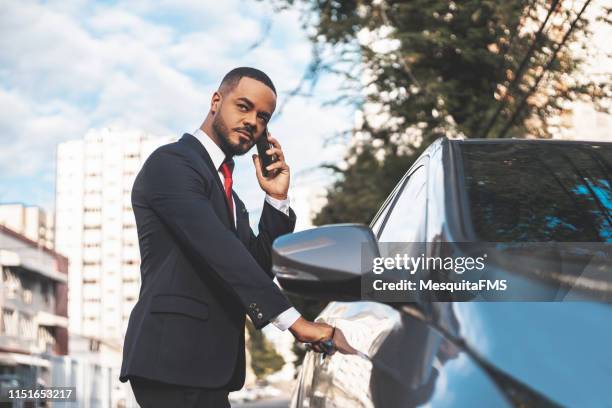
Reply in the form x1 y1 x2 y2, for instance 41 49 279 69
238 104 248 111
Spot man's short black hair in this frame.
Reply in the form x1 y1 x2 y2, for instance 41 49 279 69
219 67 276 95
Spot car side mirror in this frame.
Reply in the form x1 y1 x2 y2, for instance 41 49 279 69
272 224 379 301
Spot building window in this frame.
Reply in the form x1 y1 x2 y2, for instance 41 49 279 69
19 313 35 339
2 309 17 336
89 339 100 352
41 281 51 306
3 268 20 300
38 327 55 352
22 288 32 304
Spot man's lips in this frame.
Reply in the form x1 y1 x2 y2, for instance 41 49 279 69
235 130 252 142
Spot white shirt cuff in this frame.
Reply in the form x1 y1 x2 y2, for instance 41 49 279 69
265 194 290 216
270 307 301 331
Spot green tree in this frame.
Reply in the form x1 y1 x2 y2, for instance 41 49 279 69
268 0 610 367
313 143 421 225
267 2 610 363
268 0 610 225
246 320 285 379
286 293 328 370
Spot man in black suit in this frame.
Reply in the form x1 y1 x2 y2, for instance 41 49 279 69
119 67 352 407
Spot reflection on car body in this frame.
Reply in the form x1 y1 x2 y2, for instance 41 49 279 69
275 138 612 407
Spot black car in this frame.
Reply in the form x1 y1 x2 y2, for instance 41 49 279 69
273 138 612 407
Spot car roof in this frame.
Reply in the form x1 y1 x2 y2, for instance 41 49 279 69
450 138 612 146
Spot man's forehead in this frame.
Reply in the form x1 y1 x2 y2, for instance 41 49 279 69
230 77 276 110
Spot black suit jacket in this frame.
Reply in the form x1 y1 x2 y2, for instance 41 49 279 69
119 133 295 389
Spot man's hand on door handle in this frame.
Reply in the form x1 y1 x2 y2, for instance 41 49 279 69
289 317 357 355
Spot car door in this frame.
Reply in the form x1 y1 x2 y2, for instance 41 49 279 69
291 158 434 407
295 302 512 407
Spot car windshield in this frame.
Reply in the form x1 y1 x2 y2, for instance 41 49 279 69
460 142 612 242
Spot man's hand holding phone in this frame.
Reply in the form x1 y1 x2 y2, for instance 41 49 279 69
252 130 290 200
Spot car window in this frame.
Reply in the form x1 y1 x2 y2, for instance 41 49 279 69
370 168 414 236
378 164 428 243
371 187 405 237
371 193 397 237
461 142 612 242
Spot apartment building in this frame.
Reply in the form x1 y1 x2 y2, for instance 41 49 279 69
54 127 173 344
0 204 54 250
0 224 68 388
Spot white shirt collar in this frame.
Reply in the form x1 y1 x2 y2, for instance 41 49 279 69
193 128 227 171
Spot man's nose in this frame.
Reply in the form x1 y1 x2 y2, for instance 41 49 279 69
242 118 257 136
243 113 257 130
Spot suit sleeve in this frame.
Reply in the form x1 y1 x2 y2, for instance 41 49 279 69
247 201 296 280
142 148 291 329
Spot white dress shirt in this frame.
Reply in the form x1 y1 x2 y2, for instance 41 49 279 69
192 128 301 331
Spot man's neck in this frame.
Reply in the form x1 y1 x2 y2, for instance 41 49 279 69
199 123 231 158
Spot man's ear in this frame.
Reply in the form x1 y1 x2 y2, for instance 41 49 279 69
210 91 222 115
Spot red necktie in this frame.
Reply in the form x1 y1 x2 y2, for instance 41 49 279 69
219 158 235 225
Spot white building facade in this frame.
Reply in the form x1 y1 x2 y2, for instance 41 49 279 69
54 127 173 344
0 204 54 250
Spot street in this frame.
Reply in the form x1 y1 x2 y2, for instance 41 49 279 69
234 398 290 408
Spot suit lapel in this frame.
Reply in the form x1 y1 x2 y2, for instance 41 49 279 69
232 192 251 245
180 133 236 232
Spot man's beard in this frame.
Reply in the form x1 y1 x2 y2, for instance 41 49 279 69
212 113 253 156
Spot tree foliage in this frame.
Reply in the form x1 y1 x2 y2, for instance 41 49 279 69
313 143 419 225
268 0 610 227
246 320 285 378
266 2 611 341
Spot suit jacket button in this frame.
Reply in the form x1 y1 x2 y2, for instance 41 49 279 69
257 313 263 319
249 303 256 309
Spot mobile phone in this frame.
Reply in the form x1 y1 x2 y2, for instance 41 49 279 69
256 128 279 177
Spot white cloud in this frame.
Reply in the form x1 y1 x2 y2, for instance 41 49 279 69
0 0 354 224
168 32 236 74
0 88 89 177
87 8 175 46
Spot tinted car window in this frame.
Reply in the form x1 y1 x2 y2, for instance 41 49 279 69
370 164 417 236
461 142 612 242
371 199 393 237
378 164 427 242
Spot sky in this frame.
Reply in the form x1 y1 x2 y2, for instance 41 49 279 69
0 0 352 229
1 0 611 230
